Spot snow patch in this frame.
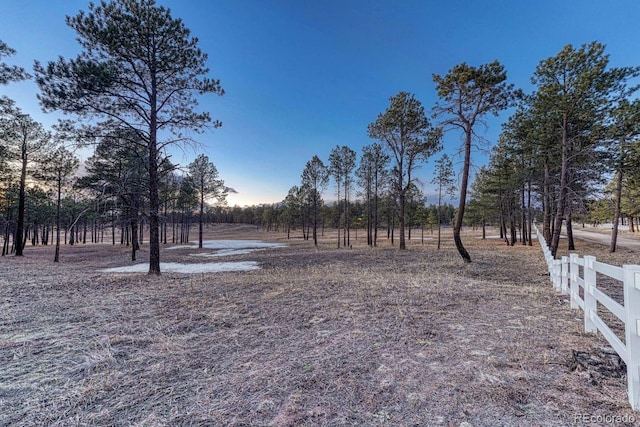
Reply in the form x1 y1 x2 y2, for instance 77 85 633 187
101 261 260 274
191 248 265 258
167 240 286 251
102 240 284 274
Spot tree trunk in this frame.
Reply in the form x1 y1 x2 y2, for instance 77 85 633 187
521 183 527 245
163 201 168 244
2 208 12 256
312 192 318 247
373 175 379 247
610 168 623 253
542 159 552 243
131 216 138 261
344 180 349 247
170 210 175 243
15 141 28 256
367 183 372 247
336 218 341 247
391 223 394 246
567 212 575 251
199 189 204 249
453 129 472 262
399 186 406 250
437 183 442 250
527 180 533 246
510 206 517 246
148 78 161 274
31 223 37 246
148 188 160 265
111 209 116 245
54 175 62 262
550 116 570 258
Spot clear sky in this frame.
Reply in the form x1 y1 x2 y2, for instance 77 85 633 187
2 0 640 206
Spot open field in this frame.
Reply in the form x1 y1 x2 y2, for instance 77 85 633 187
0 225 638 426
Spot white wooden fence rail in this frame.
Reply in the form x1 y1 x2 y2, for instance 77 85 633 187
534 224 640 411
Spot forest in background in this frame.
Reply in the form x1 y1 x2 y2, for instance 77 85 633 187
2 1 640 269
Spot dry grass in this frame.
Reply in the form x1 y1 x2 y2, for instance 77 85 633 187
0 224 637 426
554 228 640 385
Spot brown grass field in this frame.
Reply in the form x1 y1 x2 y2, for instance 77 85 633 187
1 224 639 426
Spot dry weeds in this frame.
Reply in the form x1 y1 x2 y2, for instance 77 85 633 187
0 225 637 426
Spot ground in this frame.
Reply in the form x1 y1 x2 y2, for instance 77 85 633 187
569 227 640 252
0 225 638 426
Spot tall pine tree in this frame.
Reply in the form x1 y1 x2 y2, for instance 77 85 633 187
35 0 224 274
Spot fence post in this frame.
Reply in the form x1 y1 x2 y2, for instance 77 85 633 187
623 264 640 411
561 256 569 295
583 255 597 333
535 223 553 278
545 248 553 277
569 253 579 309
553 259 562 291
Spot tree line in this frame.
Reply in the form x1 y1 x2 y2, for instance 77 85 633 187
1 0 226 273
2 0 504 268
283 64 517 259
285 42 640 261
467 42 640 256
4 1 633 270
0 113 228 262
279 92 454 250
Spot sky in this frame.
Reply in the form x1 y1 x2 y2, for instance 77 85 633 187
2 0 640 207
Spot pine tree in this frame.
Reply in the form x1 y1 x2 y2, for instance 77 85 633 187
35 0 224 274
368 92 441 250
433 61 518 262
187 154 227 249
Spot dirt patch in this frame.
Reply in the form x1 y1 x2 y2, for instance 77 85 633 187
0 224 637 426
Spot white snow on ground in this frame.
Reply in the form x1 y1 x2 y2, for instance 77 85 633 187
191 248 265 258
101 261 260 274
167 240 286 251
101 240 285 274
169 239 286 258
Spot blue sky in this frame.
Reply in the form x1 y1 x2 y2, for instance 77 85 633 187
2 0 640 206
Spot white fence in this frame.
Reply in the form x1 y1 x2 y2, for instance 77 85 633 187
534 225 640 411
